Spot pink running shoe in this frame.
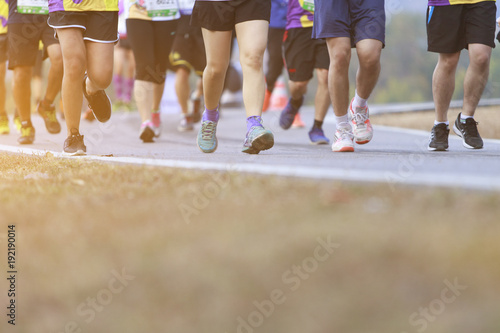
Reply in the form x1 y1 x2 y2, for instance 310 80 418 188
332 123 354 152
349 98 373 144
151 110 161 137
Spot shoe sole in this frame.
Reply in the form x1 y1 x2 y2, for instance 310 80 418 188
453 125 483 149
310 140 329 145
427 146 448 151
354 133 373 145
332 146 354 152
140 127 155 143
242 132 274 154
63 150 86 156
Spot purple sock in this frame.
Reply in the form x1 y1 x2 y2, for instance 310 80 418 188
113 75 123 100
202 106 219 122
247 116 263 132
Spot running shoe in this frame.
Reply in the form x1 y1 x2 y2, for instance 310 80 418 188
453 113 483 149
37 101 61 134
428 123 449 151
151 110 161 137
197 119 218 153
63 128 86 156
18 122 35 145
83 73 112 122
279 97 302 130
242 125 274 154
0 115 9 135
308 127 329 145
178 116 194 132
262 89 272 112
349 98 373 144
291 113 305 128
332 123 354 152
140 121 155 143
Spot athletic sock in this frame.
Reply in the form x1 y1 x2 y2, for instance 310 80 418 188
203 106 219 122
21 120 32 128
353 90 367 109
313 119 323 129
335 114 349 126
246 116 263 132
460 114 473 121
434 120 449 127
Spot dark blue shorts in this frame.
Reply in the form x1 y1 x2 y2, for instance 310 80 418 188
312 0 385 47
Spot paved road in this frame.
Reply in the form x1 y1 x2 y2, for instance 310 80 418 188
1 106 500 191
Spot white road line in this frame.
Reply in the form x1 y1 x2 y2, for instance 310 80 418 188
1 143 500 191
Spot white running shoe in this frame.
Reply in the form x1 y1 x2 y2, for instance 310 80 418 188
332 123 354 152
349 98 373 144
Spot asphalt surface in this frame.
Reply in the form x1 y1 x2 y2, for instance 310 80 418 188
1 106 500 191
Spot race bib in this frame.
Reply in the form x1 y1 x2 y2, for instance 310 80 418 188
18 0 49 14
146 0 178 18
301 0 314 12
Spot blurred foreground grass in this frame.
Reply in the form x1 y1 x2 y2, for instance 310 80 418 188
1 153 500 333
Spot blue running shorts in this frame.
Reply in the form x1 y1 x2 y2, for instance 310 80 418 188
312 0 385 47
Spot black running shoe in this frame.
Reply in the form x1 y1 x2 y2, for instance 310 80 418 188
63 128 87 156
18 122 35 145
37 101 61 134
453 113 483 149
428 123 449 151
83 74 112 123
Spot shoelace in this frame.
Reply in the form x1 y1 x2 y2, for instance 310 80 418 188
201 121 216 140
432 124 448 142
336 126 354 140
66 134 83 147
47 111 58 122
464 119 479 137
352 109 369 125
21 127 33 136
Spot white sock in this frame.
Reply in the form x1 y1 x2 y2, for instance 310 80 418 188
434 120 449 126
353 90 368 109
335 114 349 127
460 114 473 120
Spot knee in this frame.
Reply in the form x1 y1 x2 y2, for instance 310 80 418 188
331 50 350 72
90 71 113 90
290 81 308 96
438 54 460 73
471 52 491 70
359 53 381 71
64 56 86 79
13 67 31 84
240 51 264 72
204 61 228 80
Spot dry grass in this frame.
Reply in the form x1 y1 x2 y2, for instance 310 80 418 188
372 106 500 139
1 153 500 333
